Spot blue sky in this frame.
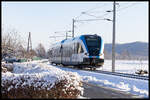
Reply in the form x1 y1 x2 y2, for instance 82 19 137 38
2 1 148 50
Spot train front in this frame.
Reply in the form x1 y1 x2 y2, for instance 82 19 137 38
82 35 104 67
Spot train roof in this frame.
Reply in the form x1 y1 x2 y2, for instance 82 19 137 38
61 34 101 43
50 34 102 48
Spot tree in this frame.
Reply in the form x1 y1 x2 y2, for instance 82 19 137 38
16 44 26 58
36 43 46 58
2 28 26 59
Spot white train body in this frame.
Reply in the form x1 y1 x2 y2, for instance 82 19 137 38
49 34 104 68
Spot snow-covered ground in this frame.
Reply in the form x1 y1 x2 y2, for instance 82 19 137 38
2 59 148 98
98 60 149 75
45 59 149 98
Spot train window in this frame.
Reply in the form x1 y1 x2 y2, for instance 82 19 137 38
59 45 62 52
77 43 79 54
80 45 84 53
77 43 84 53
86 38 100 47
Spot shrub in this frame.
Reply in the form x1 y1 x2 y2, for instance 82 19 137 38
1 63 83 99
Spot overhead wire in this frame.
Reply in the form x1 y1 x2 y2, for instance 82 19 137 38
56 2 140 39
83 3 107 13
116 3 140 19
74 3 109 20
74 3 111 28
116 3 140 12
74 3 113 34
75 2 141 37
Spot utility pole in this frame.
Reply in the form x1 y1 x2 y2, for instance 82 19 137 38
66 32 68 39
27 32 32 52
112 1 116 72
72 18 75 38
26 32 32 59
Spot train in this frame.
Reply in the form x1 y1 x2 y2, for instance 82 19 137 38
49 34 104 69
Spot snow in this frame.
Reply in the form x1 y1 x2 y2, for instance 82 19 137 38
98 60 148 75
2 60 83 97
50 60 149 98
2 59 148 98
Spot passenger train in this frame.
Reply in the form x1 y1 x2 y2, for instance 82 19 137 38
49 34 104 69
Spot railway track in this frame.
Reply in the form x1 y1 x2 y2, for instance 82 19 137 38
81 67 148 80
52 64 149 81
91 70 149 80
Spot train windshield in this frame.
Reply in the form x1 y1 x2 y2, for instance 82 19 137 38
85 35 101 56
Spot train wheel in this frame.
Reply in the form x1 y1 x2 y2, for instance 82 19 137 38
90 67 96 70
78 66 83 69
73 65 78 69
51 62 54 65
80 66 83 69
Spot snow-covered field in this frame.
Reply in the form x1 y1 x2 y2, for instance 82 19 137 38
98 60 149 75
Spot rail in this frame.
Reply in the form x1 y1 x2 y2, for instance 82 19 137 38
53 64 149 81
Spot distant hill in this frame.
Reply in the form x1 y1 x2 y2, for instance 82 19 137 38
104 41 148 60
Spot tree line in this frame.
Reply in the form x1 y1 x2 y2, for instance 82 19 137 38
2 28 48 60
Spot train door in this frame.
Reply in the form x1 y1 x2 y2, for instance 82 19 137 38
71 42 84 65
71 42 77 64
60 45 63 64
76 42 84 64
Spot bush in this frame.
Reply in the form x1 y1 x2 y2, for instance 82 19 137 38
2 74 82 99
1 62 83 99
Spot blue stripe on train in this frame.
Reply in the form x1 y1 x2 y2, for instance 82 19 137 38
80 35 88 52
89 56 99 58
99 38 103 59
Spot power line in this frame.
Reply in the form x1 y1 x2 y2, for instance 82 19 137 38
83 3 107 13
97 12 112 18
74 3 109 20
115 3 140 18
81 12 101 18
72 3 113 37
75 18 111 22
117 3 139 12
81 8 114 19
74 4 103 19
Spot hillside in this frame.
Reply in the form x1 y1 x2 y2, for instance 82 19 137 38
104 41 148 60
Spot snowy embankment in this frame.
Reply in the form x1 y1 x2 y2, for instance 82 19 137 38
1 60 83 98
52 61 148 98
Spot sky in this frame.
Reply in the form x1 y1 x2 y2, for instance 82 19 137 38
2 1 149 51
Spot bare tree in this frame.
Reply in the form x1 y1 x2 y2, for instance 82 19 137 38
36 43 46 58
25 49 37 59
2 28 26 59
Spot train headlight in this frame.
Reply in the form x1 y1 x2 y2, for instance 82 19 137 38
99 53 104 59
99 53 103 56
